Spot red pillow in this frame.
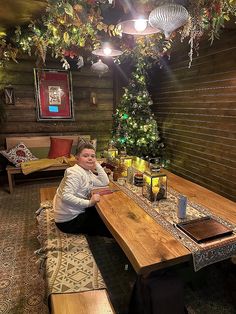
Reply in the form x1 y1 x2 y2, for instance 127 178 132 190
48 137 73 159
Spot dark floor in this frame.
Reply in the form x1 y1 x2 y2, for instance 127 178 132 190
0 173 236 314
89 234 236 314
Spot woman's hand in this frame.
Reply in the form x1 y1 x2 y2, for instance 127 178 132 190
89 193 100 206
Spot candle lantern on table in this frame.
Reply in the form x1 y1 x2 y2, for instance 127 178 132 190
148 157 161 173
107 147 118 158
142 172 167 202
119 156 133 177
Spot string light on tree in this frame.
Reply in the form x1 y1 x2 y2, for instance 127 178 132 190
112 58 164 159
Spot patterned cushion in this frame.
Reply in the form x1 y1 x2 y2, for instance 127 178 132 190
48 137 73 159
0 142 38 167
36 201 106 296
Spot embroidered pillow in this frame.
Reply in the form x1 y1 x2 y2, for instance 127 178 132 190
76 138 97 154
48 137 73 159
0 142 38 167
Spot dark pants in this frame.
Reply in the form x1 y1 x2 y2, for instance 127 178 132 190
55 206 112 237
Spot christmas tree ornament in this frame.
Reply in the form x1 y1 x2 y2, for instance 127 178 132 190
122 113 129 119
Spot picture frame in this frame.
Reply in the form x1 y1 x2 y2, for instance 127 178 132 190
34 68 74 121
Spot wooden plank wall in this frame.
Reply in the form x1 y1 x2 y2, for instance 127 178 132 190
150 29 236 202
0 58 114 157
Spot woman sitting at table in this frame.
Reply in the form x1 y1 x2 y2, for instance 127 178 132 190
53 142 111 237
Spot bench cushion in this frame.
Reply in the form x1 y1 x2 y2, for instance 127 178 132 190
48 137 73 159
36 201 106 296
0 142 38 167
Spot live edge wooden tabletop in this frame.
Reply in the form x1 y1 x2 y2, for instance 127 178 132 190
96 170 236 275
96 182 190 275
40 169 236 276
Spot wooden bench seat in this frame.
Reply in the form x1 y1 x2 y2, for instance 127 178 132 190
39 187 115 314
51 290 114 314
5 135 90 193
7 164 69 194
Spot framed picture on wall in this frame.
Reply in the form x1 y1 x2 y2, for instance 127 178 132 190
34 68 74 121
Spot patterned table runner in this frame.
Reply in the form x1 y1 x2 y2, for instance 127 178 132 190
113 181 236 271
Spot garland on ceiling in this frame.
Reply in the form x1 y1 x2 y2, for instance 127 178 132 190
0 0 235 67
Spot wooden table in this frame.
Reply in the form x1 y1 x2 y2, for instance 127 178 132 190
40 169 236 276
96 169 236 275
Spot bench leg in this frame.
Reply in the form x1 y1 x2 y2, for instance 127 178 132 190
7 171 14 194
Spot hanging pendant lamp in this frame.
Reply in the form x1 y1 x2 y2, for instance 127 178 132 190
91 60 109 77
92 48 123 57
149 4 189 39
117 18 160 35
92 43 123 57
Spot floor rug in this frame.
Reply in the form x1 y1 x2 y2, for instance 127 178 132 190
0 178 235 314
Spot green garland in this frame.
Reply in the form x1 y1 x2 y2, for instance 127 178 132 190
0 0 235 67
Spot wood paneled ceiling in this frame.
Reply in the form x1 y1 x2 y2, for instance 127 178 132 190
0 0 47 33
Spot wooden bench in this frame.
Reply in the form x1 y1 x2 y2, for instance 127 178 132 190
5 135 90 193
39 187 115 314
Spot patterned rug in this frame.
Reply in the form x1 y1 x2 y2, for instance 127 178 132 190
0 177 235 314
0 179 55 314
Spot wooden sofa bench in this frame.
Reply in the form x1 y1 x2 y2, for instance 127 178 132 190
5 135 91 193
38 187 115 314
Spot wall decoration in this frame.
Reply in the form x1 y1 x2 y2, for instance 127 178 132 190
4 85 15 105
90 92 97 105
34 69 74 121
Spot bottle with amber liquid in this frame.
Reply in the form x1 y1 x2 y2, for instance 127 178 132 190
113 167 120 181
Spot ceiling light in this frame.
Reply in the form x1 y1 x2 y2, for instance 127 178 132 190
92 47 123 57
134 19 148 32
103 47 112 56
117 19 160 35
149 4 189 39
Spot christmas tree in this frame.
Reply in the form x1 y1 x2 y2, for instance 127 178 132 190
111 60 164 159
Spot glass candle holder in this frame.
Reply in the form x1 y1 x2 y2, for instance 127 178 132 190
142 171 167 202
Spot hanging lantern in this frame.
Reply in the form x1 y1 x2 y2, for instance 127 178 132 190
91 60 109 77
149 4 189 39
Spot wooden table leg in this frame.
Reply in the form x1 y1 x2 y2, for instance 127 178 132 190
7 170 14 194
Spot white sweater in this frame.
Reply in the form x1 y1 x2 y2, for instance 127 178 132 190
54 162 109 223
